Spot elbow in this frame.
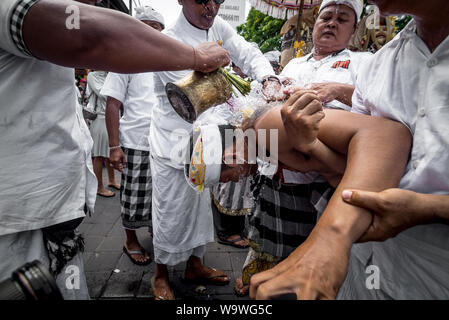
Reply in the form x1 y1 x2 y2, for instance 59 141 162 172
388 120 413 154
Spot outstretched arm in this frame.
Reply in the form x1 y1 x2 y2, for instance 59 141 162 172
22 0 230 73
250 107 412 300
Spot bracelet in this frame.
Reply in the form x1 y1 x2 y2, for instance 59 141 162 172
261 75 281 85
109 146 121 150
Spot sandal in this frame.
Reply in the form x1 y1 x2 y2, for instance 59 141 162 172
122 246 151 266
108 183 121 191
183 267 230 286
217 234 249 249
97 190 115 198
151 276 175 300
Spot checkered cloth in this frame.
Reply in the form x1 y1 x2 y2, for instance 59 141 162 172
9 0 40 56
248 172 334 259
121 147 152 229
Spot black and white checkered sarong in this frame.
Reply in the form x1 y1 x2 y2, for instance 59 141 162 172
121 147 152 229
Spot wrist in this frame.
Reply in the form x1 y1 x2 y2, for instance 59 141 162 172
295 138 319 155
109 145 121 150
308 221 354 253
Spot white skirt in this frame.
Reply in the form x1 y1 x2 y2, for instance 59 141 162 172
150 155 214 265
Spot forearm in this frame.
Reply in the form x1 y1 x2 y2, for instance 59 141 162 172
314 113 412 245
333 83 354 107
23 0 196 73
105 97 121 147
418 193 449 223
254 106 346 174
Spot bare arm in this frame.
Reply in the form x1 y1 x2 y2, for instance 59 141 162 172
250 109 412 300
22 0 230 73
310 83 355 107
253 91 347 176
105 96 126 171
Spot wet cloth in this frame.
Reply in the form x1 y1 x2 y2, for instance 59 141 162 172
120 147 152 229
0 0 97 235
339 20 449 299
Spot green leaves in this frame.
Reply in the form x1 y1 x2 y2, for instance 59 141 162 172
237 8 286 53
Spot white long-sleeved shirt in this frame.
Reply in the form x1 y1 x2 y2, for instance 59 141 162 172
350 20 449 299
150 13 275 167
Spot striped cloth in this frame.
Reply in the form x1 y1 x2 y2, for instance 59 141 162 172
120 147 152 229
248 172 334 259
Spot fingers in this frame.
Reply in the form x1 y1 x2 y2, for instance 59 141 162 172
109 149 126 172
249 268 279 299
194 42 231 72
253 273 299 300
342 189 383 212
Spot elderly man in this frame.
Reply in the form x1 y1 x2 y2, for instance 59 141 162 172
0 0 228 299
149 0 278 300
102 6 165 266
250 0 449 300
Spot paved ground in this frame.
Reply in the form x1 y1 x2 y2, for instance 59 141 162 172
79 169 250 300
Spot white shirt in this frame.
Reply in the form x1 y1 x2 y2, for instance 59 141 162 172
281 49 372 111
150 13 275 166
101 72 155 151
351 20 449 299
280 49 372 184
0 0 97 235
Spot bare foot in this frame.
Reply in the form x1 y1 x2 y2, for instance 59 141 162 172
152 275 175 300
185 257 229 285
124 242 150 264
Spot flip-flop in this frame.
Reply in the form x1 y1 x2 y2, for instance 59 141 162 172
97 191 115 198
150 276 175 300
217 234 249 249
122 246 151 266
108 184 121 191
183 268 230 286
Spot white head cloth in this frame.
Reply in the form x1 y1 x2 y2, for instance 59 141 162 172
319 0 363 23
134 6 165 29
201 124 222 189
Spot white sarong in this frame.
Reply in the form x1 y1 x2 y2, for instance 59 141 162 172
150 155 214 266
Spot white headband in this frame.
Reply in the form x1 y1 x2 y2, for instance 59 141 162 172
319 0 363 23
